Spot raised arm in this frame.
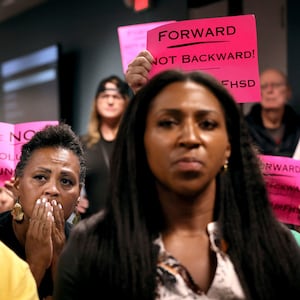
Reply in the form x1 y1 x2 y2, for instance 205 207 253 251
125 50 153 94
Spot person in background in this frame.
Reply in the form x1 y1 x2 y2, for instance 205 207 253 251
0 185 14 213
79 75 131 218
0 123 86 299
245 68 300 235
0 240 39 300
245 68 300 157
54 70 300 300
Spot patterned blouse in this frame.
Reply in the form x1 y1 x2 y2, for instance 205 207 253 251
155 222 245 300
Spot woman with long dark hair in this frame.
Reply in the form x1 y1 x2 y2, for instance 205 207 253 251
55 69 300 300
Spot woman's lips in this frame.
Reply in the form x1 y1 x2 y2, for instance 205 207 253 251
173 157 203 172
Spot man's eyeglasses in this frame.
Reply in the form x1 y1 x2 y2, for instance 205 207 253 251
98 93 123 101
261 82 286 90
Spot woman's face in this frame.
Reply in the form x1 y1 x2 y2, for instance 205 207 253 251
260 69 290 110
144 81 231 197
14 147 81 219
96 82 128 121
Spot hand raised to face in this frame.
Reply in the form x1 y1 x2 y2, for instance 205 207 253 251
50 199 65 257
25 198 54 286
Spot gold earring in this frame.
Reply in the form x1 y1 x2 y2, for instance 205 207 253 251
223 160 229 172
11 198 24 223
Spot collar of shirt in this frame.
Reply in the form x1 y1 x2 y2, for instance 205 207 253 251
154 222 245 300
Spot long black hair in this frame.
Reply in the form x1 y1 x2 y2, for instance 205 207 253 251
68 69 300 299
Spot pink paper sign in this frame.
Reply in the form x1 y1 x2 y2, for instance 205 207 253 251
0 120 58 186
117 20 175 74
259 155 300 226
147 14 260 103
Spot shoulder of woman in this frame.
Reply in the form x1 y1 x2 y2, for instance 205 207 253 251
290 229 300 247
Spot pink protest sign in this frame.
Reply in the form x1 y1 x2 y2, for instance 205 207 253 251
259 155 300 226
117 20 175 74
147 14 260 103
0 120 58 186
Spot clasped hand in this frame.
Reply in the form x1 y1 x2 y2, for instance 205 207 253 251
25 197 65 285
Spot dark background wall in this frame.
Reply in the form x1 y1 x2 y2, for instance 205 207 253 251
0 0 298 134
0 0 188 134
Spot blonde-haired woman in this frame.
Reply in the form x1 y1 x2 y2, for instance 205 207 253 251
80 75 131 218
